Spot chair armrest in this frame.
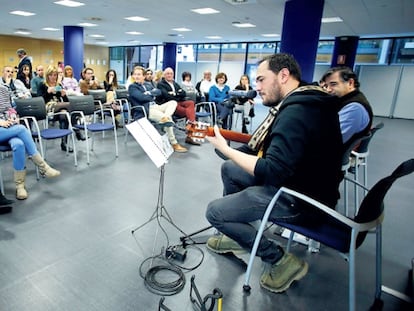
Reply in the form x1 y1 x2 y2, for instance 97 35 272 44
279 187 381 232
130 105 148 118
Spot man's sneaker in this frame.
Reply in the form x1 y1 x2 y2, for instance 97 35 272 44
206 234 246 254
260 253 308 293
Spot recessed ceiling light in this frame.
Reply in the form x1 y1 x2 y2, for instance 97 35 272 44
172 28 191 32
10 10 36 17
192 8 220 14
54 0 85 7
232 22 256 28
43 27 60 31
89 34 104 38
322 17 343 23
126 31 143 35
78 23 98 27
96 41 108 45
14 30 32 35
261 33 280 37
125 16 149 22
205 36 222 39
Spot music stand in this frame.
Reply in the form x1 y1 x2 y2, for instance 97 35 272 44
126 118 188 238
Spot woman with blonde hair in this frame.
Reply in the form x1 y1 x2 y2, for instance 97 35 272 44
61 65 81 95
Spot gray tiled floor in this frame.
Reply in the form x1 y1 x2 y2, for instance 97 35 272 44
0 105 413 311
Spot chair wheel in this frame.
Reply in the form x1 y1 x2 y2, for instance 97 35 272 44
243 284 251 292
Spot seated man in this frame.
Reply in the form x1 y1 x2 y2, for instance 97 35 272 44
205 53 344 294
320 66 373 147
156 67 199 145
79 67 101 95
1 66 31 107
128 66 187 153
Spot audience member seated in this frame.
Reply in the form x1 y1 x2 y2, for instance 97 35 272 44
180 71 197 103
57 66 64 85
38 65 85 151
1 66 32 106
79 67 101 95
209 72 231 129
320 66 374 148
153 70 163 85
233 74 255 134
196 70 214 102
157 67 199 146
104 69 123 128
30 65 45 96
128 66 187 153
144 68 157 88
0 84 60 200
61 65 82 96
17 64 32 90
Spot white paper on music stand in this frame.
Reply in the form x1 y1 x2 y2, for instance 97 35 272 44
126 118 174 168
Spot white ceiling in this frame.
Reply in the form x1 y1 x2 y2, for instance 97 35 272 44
1 0 414 47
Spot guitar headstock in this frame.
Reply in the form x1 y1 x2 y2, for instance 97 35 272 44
186 121 210 143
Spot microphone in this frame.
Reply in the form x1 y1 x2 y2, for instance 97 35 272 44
227 90 257 99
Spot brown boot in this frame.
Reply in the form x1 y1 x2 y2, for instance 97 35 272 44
14 170 28 200
30 154 61 178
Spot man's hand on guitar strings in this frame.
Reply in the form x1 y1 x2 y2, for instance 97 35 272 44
205 125 231 154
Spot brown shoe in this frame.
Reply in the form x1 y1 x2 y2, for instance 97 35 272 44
185 136 201 146
172 143 188 153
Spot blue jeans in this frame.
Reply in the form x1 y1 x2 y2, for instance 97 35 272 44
0 124 39 170
206 161 304 264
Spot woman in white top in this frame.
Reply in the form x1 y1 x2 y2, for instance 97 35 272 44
61 65 81 96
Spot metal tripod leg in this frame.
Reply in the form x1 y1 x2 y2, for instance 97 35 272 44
131 164 188 237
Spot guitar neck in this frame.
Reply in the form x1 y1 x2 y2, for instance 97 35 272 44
206 127 251 144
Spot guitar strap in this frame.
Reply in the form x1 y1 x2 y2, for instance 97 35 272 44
248 85 324 156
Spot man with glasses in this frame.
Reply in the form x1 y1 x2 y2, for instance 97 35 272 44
320 66 373 146
79 67 101 95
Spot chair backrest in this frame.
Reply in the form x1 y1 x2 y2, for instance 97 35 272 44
68 95 96 116
115 89 129 100
87 89 107 104
15 97 47 121
355 158 414 244
355 122 384 154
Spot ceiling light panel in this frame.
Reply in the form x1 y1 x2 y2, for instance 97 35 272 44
54 0 85 7
125 16 149 22
10 11 36 17
192 8 220 14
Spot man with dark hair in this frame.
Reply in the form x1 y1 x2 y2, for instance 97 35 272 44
320 66 373 146
205 53 344 293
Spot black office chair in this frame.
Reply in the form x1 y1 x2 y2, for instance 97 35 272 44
243 158 414 311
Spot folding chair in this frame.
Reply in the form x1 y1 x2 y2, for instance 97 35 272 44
243 158 414 311
68 95 118 165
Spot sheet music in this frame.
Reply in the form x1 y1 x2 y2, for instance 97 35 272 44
126 118 173 168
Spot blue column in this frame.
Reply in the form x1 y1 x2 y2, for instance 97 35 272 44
162 42 177 72
63 26 84 80
331 36 359 68
280 0 324 82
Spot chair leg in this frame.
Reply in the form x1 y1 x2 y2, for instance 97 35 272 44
243 190 283 292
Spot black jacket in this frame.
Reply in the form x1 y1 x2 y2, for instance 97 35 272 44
245 87 343 208
156 78 186 103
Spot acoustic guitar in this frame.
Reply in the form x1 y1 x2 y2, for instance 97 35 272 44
186 122 251 144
